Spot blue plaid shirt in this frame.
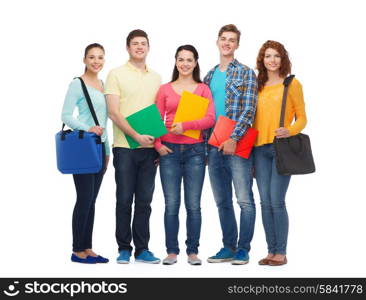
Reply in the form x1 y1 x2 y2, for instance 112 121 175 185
204 59 258 141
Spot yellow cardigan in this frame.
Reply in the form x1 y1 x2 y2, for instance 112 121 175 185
253 78 307 147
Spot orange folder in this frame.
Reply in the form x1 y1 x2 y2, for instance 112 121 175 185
173 90 209 139
208 115 258 159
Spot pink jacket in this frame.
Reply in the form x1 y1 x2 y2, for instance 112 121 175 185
154 82 215 150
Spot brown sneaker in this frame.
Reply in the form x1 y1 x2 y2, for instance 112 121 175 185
268 257 287 266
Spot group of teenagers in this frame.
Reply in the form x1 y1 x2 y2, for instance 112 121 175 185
61 24 307 267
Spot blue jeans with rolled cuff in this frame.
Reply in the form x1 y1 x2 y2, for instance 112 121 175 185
159 142 206 255
207 145 256 252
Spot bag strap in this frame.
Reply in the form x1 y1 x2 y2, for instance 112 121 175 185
279 75 295 127
77 77 100 126
61 77 101 131
76 78 102 144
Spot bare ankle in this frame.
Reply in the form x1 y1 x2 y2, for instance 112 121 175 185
166 254 177 258
73 251 87 258
272 254 286 261
85 249 97 257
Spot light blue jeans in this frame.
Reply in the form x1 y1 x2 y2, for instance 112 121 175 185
254 143 291 255
208 145 256 252
159 142 206 255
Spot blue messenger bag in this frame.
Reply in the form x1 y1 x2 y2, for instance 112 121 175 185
55 77 103 174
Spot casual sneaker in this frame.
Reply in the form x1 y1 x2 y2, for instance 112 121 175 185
117 250 131 264
162 256 177 265
207 247 235 263
231 248 249 265
135 250 161 264
188 256 202 265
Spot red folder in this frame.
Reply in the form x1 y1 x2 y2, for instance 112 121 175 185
208 115 258 159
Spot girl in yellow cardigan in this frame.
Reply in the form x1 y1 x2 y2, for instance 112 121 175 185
253 40 307 266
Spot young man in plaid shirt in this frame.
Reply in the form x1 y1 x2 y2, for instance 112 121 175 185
204 24 258 265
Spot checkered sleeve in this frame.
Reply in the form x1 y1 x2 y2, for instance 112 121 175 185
230 69 258 141
204 68 215 86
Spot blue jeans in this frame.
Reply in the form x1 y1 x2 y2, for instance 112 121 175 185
207 145 255 252
254 143 291 255
159 142 206 255
72 143 106 252
113 147 158 256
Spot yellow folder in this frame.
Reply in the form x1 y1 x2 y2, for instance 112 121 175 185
173 90 209 139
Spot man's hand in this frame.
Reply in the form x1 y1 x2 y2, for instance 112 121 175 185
218 138 237 155
135 134 154 147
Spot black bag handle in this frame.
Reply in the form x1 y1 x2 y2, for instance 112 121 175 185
279 75 295 128
61 77 100 131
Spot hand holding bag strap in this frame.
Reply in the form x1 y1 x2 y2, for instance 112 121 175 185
279 75 295 128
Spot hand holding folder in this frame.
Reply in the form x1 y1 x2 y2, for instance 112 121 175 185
208 115 258 159
125 104 168 149
173 90 209 139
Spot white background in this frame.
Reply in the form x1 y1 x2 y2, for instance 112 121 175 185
1 0 365 278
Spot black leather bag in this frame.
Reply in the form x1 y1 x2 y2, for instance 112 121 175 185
273 75 315 175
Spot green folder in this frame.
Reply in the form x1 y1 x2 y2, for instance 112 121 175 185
125 104 168 149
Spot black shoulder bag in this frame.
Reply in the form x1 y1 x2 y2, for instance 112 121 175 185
273 75 316 175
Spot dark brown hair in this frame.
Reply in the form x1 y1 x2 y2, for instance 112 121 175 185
256 40 292 91
84 43 105 73
126 29 149 47
218 24 241 44
171 45 201 83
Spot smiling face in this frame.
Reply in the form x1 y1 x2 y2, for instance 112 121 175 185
217 31 239 57
263 47 281 73
175 49 197 77
83 47 105 74
127 36 149 61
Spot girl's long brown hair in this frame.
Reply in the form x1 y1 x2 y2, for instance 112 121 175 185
256 40 291 91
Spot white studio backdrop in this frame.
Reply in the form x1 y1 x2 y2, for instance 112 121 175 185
0 0 365 277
